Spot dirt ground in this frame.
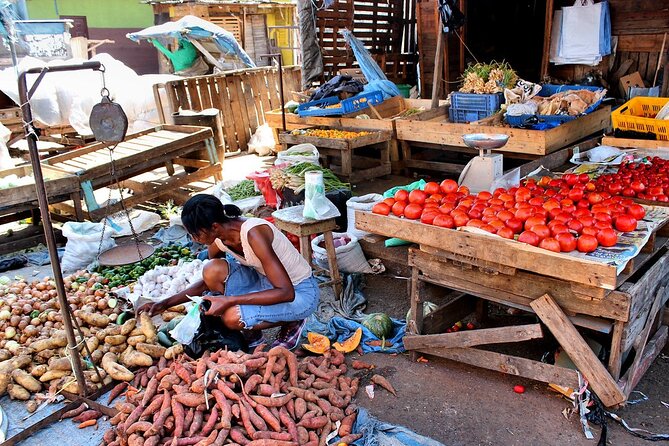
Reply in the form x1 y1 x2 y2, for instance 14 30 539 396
4 159 669 445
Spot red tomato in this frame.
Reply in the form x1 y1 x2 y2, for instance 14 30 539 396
539 237 561 253
626 204 646 220
529 224 551 241
468 208 483 220
497 210 514 222
489 198 504 207
543 199 561 212
440 179 458 194
420 210 440 225
550 223 569 237
424 181 440 195
649 186 664 196
579 215 596 227
614 214 637 232
488 219 505 231
581 226 599 236
467 219 485 229
497 226 515 239
429 193 444 202
514 207 534 221
457 185 470 195
391 201 407 217
383 197 396 207
409 189 427 205
478 224 495 233
555 232 577 252
567 219 584 234
577 234 598 253
594 212 612 223
576 199 591 209
394 189 409 202
433 214 455 228
578 173 590 183
372 202 391 215
439 203 455 214
564 173 579 186
573 208 592 219
631 181 645 193
622 187 636 197
518 231 540 246
597 228 618 247
594 220 612 231
607 182 623 195
587 192 604 205
505 218 524 234
403 203 423 220
450 210 469 227
554 212 573 224
524 216 546 230
477 191 493 201
528 197 545 207
585 182 596 191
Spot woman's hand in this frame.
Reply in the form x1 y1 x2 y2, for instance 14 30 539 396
137 300 168 316
203 296 232 317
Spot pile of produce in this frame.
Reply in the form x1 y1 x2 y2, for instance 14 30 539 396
228 180 261 201
100 346 374 446
529 89 606 116
459 61 518 94
290 129 370 139
269 162 350 194
594 157 669 203
372 177 647 254
0 272 178 407
95 244 195 287
129 259 205 306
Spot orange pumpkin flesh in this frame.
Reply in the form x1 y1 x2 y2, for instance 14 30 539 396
302 332 330 354
333 328 362 353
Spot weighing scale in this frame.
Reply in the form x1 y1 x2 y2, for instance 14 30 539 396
459 133 508 193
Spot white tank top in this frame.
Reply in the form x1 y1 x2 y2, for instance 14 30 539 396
214 218 312 285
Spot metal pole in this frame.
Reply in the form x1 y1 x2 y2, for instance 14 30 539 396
18 61 102 397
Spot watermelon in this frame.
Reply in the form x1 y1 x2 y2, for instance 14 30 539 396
362 313 393 339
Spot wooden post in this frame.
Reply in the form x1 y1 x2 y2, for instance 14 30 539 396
431 30 445 109
530 294 626 407
540 0 555 79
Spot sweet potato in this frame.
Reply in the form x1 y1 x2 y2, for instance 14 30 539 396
296 416 328 429
122 350 153 368
216 380 240 401
250 392 294 407
139 312 157 343
109 411 128 426
244 374 262 394
252 432 293 441
246 441 297 446
12 369 41 393
174 362 192 384
338 434 362 444
141 378 159 406
239 400 257 437
287 387 318 403
107 382 128 404
136 342 166 359
212 389 232 429
77 311 110 328
294 398 306 420
78 419 97 429
201 405 218 437
72 409 101 423
125 420 153 435
230 426 251 445
371 374 397 396
61 402 88 419
253 404 281 432
102 352 134 381
174 392 207 408
164 344 184 359
189 408 205 437
145 390 171 437
172 398 186 437
244 401 268 431
141 393 164 418
338 413 356 437
183 408 195 432
120 318 137 336
279 406 299 443
39 369 69 382
297 427 309 445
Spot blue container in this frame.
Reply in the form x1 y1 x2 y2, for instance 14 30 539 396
450 92 504 111
297 91 384 118
505 84 605 129
449 107 495 123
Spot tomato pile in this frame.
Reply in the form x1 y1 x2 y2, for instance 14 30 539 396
593 157 669 203
372 177 646 254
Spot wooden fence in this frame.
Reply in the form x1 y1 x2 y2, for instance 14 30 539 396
162 66 302 152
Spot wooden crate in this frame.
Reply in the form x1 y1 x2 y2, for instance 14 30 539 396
0 107 23 140
356 210 669 407
395 106 612 156
279 129 392 182
43 125 221 220
0 164 80 211
601 135 669 149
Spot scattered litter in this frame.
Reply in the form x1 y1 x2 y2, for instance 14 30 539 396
513 385 525 394
625 390 648 406
562 407 573 420
661 401 669 408
365 384 375 399
505 428 515 436
416 356 429 363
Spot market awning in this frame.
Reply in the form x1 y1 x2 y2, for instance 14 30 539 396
126 15 255 69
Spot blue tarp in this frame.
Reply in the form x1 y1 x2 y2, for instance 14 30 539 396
126 15 255 68
346 408 446 446
304 315 406 354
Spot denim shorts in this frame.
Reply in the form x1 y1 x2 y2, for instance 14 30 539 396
219 255 319 328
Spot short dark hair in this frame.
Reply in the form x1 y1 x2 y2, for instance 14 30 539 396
181 194 242 235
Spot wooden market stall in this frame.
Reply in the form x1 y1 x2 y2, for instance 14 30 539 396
355 207 669 408
41 125 221 221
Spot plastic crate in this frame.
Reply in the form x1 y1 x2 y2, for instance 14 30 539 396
506 84 606 129
450 92 504 112
297 91 384 118
449 107 494 123
610 96 669 141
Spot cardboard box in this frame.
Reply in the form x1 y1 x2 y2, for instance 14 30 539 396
619 72 645 99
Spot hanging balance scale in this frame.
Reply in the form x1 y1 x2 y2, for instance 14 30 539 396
91 79 155 266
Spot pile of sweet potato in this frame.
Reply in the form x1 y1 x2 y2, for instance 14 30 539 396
102 345 362 446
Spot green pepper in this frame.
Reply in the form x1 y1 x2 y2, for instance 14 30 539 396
30 310 40 319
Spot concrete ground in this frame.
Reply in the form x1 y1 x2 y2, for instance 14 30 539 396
3 154 669 445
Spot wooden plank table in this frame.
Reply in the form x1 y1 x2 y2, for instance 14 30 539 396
42 125 221 220
395 106 612 157
356 210 669 407
602 135 669 150
278 129 393 182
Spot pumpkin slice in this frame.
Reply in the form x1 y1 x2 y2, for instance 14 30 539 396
333 328 362 353
302 332 330 354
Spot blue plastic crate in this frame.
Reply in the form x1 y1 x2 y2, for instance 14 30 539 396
449 107 495 123
450 92 504 112
505 84 605 129
297 91 384 118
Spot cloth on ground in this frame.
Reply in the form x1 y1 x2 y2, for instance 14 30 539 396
303 314 406 354
315 273 368 321
23 247 64 266
347 407 446 446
